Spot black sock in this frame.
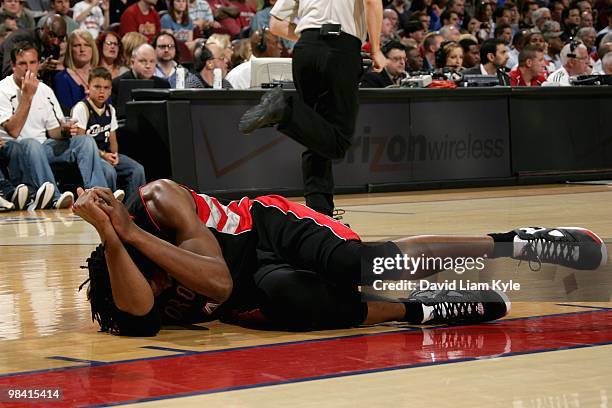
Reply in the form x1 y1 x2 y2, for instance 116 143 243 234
403 301 424 323
488 231 517 258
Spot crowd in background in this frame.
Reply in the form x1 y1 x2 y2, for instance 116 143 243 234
363 0 612 87
0 0 611 212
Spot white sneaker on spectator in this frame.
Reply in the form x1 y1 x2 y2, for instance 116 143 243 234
113 189 125 203
11 184 29 211
0 194 14 211
54 191 74 209
27 182 55 211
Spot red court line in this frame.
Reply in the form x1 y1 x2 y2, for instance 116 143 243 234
1 311 611 407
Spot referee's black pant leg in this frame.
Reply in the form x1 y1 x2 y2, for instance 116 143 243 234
277 32 362 215
254 263 367 331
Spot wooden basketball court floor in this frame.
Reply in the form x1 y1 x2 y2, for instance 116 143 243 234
0 183 611 407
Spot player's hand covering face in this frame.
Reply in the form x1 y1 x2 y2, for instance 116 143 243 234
91 188 138 242
73 188 111 230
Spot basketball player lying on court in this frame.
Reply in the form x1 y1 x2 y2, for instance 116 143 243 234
74 180 607 336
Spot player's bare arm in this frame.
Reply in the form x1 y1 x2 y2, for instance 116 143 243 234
93 180 233 303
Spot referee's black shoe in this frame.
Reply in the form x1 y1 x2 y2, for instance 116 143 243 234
239 87 285 134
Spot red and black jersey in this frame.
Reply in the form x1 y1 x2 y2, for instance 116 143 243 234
126 184 362 324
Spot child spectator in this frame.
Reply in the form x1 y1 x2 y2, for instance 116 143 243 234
71 67 145 199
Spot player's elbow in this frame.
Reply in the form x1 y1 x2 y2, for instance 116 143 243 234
216 270 233 303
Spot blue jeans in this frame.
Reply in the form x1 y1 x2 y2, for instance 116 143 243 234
101 153 146 198
19 136 108 201
0 139 28 197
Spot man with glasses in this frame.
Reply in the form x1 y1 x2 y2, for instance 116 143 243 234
184 42 232 88
544 41 591 85
0 15 66 80
360 41 406 88
152 32 187 88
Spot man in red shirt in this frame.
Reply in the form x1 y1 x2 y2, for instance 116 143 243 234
509 44 547 86
207 0 241 37
233 0 255 32
119 0 161 42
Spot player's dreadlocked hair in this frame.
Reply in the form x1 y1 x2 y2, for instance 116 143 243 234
80 244 161 336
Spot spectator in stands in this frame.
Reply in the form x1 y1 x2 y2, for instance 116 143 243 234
119 0 160 42
233 0 255 35
422 31 443 70
440 9 460 29
225 27 281 89
542 22 563 70
462 15 481 39
532 8 552 31
37 0 78 36
384 8 400 32
207 0 240 38
446 0 465 25
97 31 127 78
0 41 108 210
73 0 109 39
509 44 546 86
494 22 513 46
189 0 217 33
440 24 460 42
71 67 145 200
361 41 406 88
0 133 45 211
597 7 611 38
405 20 425 45
507 28 528 68
120 31 146 68
492 6 512 32
0 15 65 81
206 33 232 71
592 42 612 73
580 11 593 28
562 6 581 38
601 53 612 74
436 40 463 70
550 0 564 23
185 42 232 88
576 0 592 17
249 0 273 33
520 1 538 29
380 16 398 44
506 1 520 29
161 0 194 43
460 37 480 69
464 39 510 85
54 29 98 114
153 31 188 88
526 30 546 51
111 43 170 105
1 0 35 29
577 26 596 53
389 0 412 33
405 43 424 72
544 41 591 85
0 23 14 46
410 11 431 32
230 37 250 67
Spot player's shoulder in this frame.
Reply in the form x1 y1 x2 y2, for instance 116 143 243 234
140 179 196 225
